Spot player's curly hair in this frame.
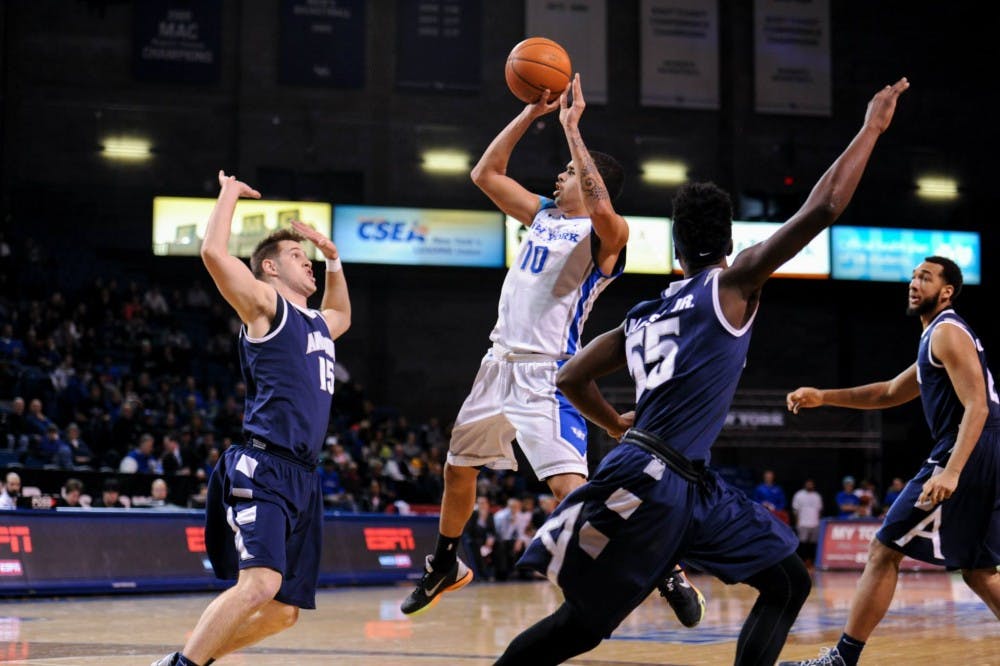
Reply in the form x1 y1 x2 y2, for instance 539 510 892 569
924 255 963 302
250 229 305 279
590 151 625 201
671 181 733 266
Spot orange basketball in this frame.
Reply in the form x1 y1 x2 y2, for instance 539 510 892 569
504 37 572 104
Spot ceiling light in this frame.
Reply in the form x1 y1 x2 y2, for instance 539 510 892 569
916 176 958 200
422 150 469 174
102 138 152 161
641 160 687 185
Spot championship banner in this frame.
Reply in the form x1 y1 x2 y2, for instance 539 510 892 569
334 205 504 267
640 0 719 109
133 0 222 84
831 226 981 285
525 0 607 103
152 197 332 259
278 0 366 88
816 519 945 572
396 0 482 92
731 222 829 278
753 0 831 116
505 215 673 275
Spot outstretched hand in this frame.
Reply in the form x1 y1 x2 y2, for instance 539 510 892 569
290 220 339 261
786 387 823 414
217 170 261 199
559 73 585 129
864 77 910 134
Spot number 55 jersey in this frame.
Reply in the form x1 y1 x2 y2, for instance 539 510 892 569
625 267 754 464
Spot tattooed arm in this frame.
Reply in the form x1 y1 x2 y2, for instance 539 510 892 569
560 74 628 275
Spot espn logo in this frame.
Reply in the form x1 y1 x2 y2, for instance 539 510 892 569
363 527 415 551
0 526 32 553
186 526 206 553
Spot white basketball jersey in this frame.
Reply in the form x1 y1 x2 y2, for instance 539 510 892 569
490 200 624 357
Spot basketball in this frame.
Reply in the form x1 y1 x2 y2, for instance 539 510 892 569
504 37 572 104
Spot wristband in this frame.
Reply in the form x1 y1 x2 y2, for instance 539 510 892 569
326 257 342 273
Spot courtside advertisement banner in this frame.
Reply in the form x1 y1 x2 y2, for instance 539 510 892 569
334 205 504 268
831 226 981 285
816 519 945 572
504 215 673 275
0 511 444 596
152 197 332 260
731 222 830 278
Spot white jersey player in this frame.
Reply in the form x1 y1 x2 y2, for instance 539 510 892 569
401 74 631 616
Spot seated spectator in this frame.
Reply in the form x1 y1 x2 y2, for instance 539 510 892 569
2 397 30 451
36 423 73 468
25 398 56 438
119 433 160 474
147 478 182 510
854 478 880 517
160 431 193 476
0 472 21 509
753 469 789 523
836 475 863 518
56 478 85 507
319 457 345 507
465 496 497 580
359 479 392 513
882 477 905 515
187 481 209 509
92 478 128 508
64 422 94 468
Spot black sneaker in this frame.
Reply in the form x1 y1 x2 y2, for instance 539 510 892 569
658 568 706 628
778 647 847 666
400 554 473 615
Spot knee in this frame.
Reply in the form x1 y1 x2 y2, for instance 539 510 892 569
867 540 902 572
444 462 477 486
786 556 812 607
961 568 997 595
235 572 283 609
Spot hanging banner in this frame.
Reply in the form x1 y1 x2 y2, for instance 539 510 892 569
640 0 719 109
396 0 482 92
133 0 222 83
525 0 607 104
754 0 831 116
278 0 366 88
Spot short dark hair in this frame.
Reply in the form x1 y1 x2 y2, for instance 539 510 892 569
63 478 84 493
671 181 733 265
924 255 963 302
589 151 625 201
250 229 306 279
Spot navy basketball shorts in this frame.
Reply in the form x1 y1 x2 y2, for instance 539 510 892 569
205 444 323 609
877 428 1000 570
519 442 798 637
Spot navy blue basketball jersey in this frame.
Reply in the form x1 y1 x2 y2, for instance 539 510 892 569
624 268 755 462
917 309 1000 458
239 295 336 465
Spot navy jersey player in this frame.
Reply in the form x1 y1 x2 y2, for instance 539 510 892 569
780 257 1000 666
494 78 910 666
154 172 350 666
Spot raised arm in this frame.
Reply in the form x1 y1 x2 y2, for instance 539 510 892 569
918 323 991 505
786 363 920 414
559 74 629 276
470 95 559 225
723 78 909 297
556 325 635 440
290 221 351 340
200 171 275 327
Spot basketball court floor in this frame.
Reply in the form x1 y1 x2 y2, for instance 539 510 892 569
1 571 997 665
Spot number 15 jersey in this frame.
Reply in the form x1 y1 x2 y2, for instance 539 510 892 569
625 268 756 463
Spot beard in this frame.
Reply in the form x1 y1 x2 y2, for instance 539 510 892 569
906 291 941 317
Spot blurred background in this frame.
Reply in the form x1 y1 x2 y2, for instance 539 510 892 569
0 1 994 530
